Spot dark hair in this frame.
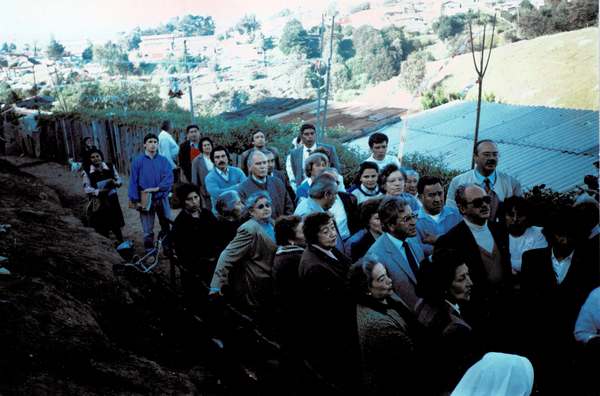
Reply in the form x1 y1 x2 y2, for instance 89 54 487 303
88 148 104 162
417 249 467 301
144 133 158 144
354 161 380 186
262 149 273 158
216 190 242 218
199 136 213 149
296 134 303 145
379 196 411 232
186 125 199 133
251 128 266 142
499 196 533 225
542 207 584 245
210 145 230 163
368 132 389 148
313 146 332 163
304 153 328 178
309 174 337 200
300 123 316 134
82 136 92 145
303 212 334 245
473 139 497 156
348 256 385 298
176 183 201 209
360 196 385 228
274 215 303 245
161 120 172 131
378 164 402 194
574 199 600 232
417 175 443 195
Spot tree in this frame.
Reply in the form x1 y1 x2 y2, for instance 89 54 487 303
23 43 30 51
279 19 312 56
1 43 8 52
235 14 261 36
93 42 131 75
421 88 461 109
398 56 426 93
349 1 371 14
520 0 534 10
566 0 599 29
47 36 66 58
179 14 215 36
9 43 16 51
432 14 467 41
82 43 93 60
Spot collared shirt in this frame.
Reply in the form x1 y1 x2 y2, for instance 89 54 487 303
474 168 497 186
252 174 267 184
386 232 414 265
216 166 229 182
313 244 338 260
329 195 350 240
189 141 199 149
203 155 214 172
303 143 318 161
552 249 574 284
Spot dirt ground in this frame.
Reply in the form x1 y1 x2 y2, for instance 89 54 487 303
0 155 232 395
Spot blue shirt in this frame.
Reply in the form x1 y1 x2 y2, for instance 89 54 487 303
128 152 174 202
415 205 463 255
474 168 496 185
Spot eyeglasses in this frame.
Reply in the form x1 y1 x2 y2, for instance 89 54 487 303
255 203 271 209
464 196 491 208
397 213 418 222
479 152 500 159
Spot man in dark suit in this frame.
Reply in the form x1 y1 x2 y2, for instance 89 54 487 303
288 123 340 191
263 149 295 202
435 184 513 350
520 208 599 395
366 196 424 311
239 129 281 175
178 125 201 182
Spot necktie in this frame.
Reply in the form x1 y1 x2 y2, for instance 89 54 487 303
483 177 491 193
403 242 419 277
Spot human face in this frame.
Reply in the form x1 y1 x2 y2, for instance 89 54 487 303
316 219 337 250
233 198 244 217
360 168 379 191
505 206 527 237
419 183 444 216
302 128 316 149
144 138 158 154
249 198 271 221
389 206 417 241
551 232 576 257
293 222 307 248
249 153 268 179
368 213 383 237
370 263 393 301
459 186 490 226
385 170 404 197
201 140 212 156
187 127 200 144
369 141 388 161
213 150 229 172
474 142 499 177
90 152 103 167
405 175 418 196
321 183 338 211
448 264 473 303
85 138 93 148
252 131 266 148
310 161 326 178
266 154 275 174
184 191 201 214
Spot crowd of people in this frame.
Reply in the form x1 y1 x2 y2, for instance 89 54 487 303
80 123 599 395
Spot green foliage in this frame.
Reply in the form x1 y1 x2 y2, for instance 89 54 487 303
399 56 426 93
400 152 465 195
23 43 30 51
47 36 66 58
9 43 16 51
501 11 515 23
82 43 93 60
518 0 598 39
520 0 534 10
349 1 371 14
179 14 216 36
235 14 261 36
420 88 461 109
279 19 313 56
352 25 401 83
93 42 132 75
523 184 577 226
1 43 8 52
432 14 467 41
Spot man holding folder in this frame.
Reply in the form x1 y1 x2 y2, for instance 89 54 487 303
129 133 174 263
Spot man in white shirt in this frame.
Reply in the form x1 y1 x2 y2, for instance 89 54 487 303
363 132 400 170
158 120 180 179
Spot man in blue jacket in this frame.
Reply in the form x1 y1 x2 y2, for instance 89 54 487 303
128 133 174 263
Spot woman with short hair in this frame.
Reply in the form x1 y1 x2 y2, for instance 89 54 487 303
348 161 382 204
213 190 247 254
378 164 420 212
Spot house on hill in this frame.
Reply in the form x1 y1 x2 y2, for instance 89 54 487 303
346 100 599 194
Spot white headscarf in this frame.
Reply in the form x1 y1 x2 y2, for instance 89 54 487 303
451 352 534 396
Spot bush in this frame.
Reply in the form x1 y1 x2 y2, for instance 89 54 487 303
420 88 461 110
523 184 577 227
400 152 465 196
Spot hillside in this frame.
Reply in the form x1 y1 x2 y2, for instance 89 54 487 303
354 27 599 111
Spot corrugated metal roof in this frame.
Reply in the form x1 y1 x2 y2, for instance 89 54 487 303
218 98 314 122
347 101 599 193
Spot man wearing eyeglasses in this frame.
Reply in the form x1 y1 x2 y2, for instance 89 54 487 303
446 140 522 221
366 196 424 311
435 184 514 351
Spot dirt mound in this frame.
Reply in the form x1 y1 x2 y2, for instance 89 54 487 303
0 159 221 395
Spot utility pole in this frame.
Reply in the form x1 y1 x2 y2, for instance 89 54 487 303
321 14 336 137
316 14 325 142
183 40 195 124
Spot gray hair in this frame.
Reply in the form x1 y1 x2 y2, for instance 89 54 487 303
404 168 419 180
262 149 273 158
216 190 242 218
309 174 337 200
318 167 339 178
247 151 267 166
455 184 481 207
379 196 411 233
304 153 328 178
246 191 272 209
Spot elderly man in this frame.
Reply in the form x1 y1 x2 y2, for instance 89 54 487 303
366 196 424 311
205 145 246 215
263 149 294 201
363 132 401 170
237 151 293 220
158 120 179 173
415 176 462 255
435 184 513 349
239 128 281 175
319 167 361 242
447 140 522 221
288 123 340 190
178 124 201 182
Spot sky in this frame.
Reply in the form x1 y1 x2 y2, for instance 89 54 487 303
3 0 365 48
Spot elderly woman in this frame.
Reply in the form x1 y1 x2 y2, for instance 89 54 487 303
172 183 217 284
414 249 486 395
348 256 420 396
378 164 420 212
82 148 125 244
403 168 419 197
213 190 247 254
209 191 277 317
348 161 382 204
191 136 214 210
294 152 328 205
298 211 359 392
347 196 385 263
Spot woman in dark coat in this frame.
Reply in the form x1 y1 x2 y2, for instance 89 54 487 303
82 148 124 244
414 249 485 395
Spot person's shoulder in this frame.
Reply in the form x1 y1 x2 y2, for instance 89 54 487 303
496 169 520 183
179 140 189 149
268 174 285 189
443 205 461 216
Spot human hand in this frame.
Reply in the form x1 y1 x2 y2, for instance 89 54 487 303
422 231 437 245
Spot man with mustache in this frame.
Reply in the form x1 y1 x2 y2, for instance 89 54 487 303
205 145 246 215
446 140 522 221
